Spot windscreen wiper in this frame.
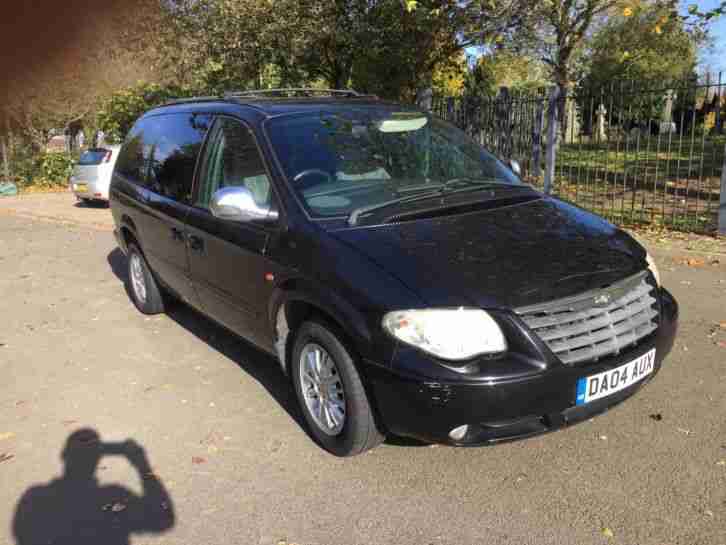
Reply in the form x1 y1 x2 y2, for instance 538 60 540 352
347 189 444 226
348 179 515 226
396 177 509 194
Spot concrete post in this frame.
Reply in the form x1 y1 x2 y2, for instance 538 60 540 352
544 86 561 195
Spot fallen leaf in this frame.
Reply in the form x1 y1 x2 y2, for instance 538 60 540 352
192 456 206 464
649 413 663 421
111 502 126 513
718 341 726 349
716 460 725 466
677 427 692 436
0 432 16 441
600 435 608 441
720 322 726 330
61 420 77 426
0 453 14 463
207 445 218 454
602 527 614 538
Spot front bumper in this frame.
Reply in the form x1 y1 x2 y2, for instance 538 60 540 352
367 288 678 445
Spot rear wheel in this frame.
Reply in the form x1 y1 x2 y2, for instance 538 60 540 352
291 320 384 456
126 243 165 315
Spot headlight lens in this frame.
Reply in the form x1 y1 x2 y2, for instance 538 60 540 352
646 252 661 287
382 308 507 361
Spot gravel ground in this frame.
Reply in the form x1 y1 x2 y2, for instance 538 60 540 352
1 197 725 545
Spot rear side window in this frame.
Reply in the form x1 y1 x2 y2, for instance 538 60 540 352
115 113 212 203
78 149 110 166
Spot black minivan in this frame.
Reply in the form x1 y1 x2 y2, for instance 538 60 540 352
110 89 678 456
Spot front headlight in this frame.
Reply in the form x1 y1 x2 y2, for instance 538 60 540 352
646 252 661 287
382 308 507 361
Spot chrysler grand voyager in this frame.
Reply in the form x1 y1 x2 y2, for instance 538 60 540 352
109 89 678 456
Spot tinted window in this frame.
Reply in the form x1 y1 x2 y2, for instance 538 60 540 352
78 149 109 166
115 124 146 182
115 113 211 202
196 117 272 209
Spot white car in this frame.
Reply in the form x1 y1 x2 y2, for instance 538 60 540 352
69 146 121 204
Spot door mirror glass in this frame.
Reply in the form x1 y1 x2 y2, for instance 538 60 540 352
508 159 522 177
210 186 278 223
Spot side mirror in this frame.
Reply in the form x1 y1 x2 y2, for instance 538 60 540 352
210 186 278 223
508 159 522 177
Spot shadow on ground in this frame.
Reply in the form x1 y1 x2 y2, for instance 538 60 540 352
12 429 174 545
106 248 428 449
107 248 305 431
74 199 109 209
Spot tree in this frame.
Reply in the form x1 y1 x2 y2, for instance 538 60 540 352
0 0 169 180
583 2 699 88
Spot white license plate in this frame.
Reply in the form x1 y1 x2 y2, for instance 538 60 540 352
576 348 656 406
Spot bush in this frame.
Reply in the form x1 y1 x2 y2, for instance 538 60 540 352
39 152 75 185
13 151 75 190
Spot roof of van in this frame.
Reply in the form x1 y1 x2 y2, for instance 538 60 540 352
153 95 420 118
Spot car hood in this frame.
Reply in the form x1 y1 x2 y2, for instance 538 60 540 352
329 196 646 310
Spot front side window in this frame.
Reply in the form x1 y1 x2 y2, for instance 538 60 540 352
265 108 523 219
195 117 272 210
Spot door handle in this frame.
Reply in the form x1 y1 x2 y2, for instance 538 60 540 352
188 234 204 252
171 227 185 242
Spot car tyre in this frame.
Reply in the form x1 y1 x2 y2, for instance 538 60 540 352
126 243 165 315
291 320 384 456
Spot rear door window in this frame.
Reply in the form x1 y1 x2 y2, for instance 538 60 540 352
116 113 212 203
78 149 110 166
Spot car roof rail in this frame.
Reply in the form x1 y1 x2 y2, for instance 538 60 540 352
225 88 366 99
160 95 225 107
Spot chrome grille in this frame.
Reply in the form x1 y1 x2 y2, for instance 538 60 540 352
516 272 659 366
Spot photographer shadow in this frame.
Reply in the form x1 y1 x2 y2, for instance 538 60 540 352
12 429 174 545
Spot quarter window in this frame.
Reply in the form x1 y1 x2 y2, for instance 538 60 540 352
115 113 211 203
196 118 272 210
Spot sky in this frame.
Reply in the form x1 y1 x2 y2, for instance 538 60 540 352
692 0 726 74
466 1 726 75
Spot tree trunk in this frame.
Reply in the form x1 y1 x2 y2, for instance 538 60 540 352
2 115 12 181
1 135 9 181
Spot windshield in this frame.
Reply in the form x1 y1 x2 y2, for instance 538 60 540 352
265 108 523 219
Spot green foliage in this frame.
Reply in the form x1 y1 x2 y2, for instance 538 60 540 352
11 150 76 189
97 83 193 144
39 152 75 185
583 3 699 89
577 3 700 125
464 52 547 99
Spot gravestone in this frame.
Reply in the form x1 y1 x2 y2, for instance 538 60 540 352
564 98 580 143
416 87 433 112
659 89 677 134
595 103 608 142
